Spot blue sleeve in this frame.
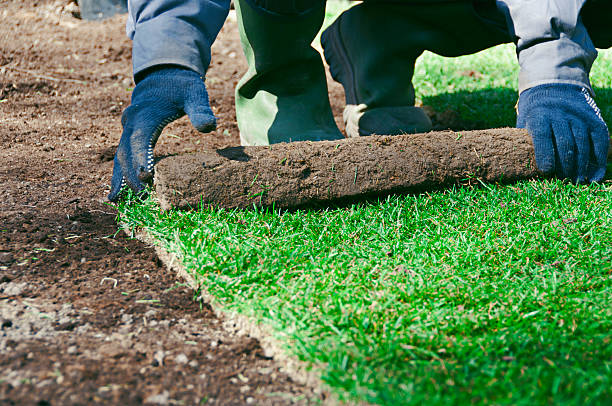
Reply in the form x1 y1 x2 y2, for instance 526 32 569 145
496 0 597 94
127 0 230 77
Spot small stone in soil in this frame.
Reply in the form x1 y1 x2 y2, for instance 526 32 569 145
1 282 27 296
0 252 14 264
144 390 170 405
174 353 188 364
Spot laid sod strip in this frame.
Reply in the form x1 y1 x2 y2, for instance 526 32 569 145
154 128 541 210
122 45 612 404
119 180 612 405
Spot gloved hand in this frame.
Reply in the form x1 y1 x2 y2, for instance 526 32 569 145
517 84 610 183
108 66 216 202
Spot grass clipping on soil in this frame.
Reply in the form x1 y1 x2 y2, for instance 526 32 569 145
155 128 540 210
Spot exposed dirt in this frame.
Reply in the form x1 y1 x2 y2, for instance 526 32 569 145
0 1 323 404
155 128 539 210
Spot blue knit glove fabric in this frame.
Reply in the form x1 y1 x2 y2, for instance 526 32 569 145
517 84 610 183
108 67 216 202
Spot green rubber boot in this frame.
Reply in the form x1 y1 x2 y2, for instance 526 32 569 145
321 1 512 137
234 0 344 145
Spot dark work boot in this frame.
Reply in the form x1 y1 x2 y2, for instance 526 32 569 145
321 1 512 137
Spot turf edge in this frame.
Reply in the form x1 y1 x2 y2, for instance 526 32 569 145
120 219 366 406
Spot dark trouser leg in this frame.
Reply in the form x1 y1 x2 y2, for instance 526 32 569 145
582 0 612 49
234 0 344 145
322 0 512 137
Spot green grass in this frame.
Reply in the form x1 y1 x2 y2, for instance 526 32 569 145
118 27 612 406
120 181 612 405
324 1 354 27
414 45 612 128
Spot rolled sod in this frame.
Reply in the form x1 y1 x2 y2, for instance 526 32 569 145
155 128 543 210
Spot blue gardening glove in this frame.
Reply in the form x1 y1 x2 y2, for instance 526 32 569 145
108 66 216 202
517 84 610 183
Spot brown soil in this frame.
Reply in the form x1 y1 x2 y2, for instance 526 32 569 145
155 128 539 210
0 1 321 404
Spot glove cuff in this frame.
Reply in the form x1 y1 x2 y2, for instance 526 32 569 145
518 83 605 125
134 64 199 85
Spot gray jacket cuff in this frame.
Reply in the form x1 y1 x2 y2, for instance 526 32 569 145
127 0 230 78
517 35 597 94
496 0 597 94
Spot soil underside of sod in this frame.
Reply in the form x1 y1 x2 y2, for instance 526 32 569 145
155 128 540 210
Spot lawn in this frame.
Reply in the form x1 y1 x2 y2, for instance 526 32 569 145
118 7 612 405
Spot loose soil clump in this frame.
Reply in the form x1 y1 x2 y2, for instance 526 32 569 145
155 128 540 210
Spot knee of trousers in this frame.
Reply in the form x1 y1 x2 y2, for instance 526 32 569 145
582 0 612 48
242 0 325 16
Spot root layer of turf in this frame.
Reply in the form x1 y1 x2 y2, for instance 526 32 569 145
154 128 539 210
